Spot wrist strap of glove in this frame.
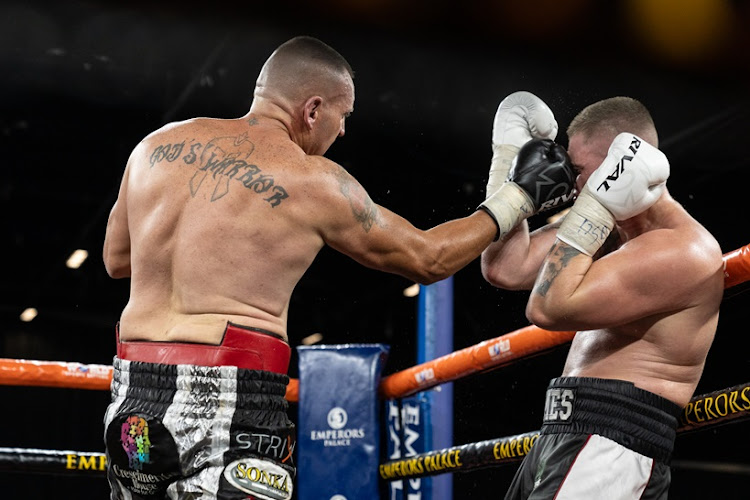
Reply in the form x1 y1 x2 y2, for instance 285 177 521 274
556 186 615 256
478 182 534 241
486 144 520 198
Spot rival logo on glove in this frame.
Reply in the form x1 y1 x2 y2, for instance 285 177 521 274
538 189 575 212
595 136 641 193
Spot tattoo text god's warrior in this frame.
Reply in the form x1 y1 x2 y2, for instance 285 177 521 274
149 132 289 207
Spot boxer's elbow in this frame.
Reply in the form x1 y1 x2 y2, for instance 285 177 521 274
103 246 131 279
481 256 527 290
525 295 562 330
103 215 132 278
105 259 131 279
480 256 499 286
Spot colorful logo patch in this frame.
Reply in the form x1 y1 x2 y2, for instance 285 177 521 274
223 457 293 500
121 415 151 470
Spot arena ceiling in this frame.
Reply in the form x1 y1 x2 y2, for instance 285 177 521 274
1 1 750 496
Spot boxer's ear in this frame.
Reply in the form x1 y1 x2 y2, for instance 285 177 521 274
303 96 323 130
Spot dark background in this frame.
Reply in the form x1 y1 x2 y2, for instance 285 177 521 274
2 0 750 498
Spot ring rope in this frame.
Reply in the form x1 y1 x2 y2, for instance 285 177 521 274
379 380 750 481
380 326 574 399
0 358 300 402
1 243 748 403
3 380 747 479
0 448 106 477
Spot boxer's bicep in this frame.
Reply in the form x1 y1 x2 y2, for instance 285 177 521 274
319 164 429 278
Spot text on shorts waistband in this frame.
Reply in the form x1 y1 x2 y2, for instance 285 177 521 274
541 376 682 463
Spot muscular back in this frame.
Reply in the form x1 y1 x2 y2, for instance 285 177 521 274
118 117 333 343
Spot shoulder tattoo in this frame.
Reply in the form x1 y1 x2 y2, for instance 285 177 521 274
333 166 381 232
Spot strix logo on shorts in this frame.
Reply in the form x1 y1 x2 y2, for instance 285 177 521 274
233 430 296 468
105 412 180 498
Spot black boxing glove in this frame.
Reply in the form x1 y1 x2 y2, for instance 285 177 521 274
478 138 575 240
509 138 576 212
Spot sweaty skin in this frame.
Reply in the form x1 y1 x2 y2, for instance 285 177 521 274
104 69 497 345
486 129 724 408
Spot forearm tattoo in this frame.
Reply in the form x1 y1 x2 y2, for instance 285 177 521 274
334 167 381 232
149 132 289 207
534 242 580 297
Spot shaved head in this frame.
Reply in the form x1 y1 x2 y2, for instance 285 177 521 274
255 36 354 105
567 97 659 147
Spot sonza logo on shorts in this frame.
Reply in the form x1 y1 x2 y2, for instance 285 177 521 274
543 388 575 423
223 457 293 500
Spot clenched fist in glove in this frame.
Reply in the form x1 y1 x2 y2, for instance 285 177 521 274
557 133 670 256
486 91 558 198
479 138 575 241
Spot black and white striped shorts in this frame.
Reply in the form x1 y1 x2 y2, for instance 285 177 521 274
104 357 295 500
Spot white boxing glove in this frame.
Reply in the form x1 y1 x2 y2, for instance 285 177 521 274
557 133 670 256
487 91 558 198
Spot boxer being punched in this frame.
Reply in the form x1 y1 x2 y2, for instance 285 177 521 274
481 96 724 499
102 37 574 499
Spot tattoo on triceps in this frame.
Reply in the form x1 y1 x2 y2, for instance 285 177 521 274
334 167 380 232
149 133 289 207
247 117 259 126
535 243 580 297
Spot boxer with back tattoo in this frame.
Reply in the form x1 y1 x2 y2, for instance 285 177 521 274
102 37 574 499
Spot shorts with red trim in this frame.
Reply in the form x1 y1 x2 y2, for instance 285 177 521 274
504 377 682 500
104 323 295 500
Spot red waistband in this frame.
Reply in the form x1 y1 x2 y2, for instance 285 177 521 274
116 322 290 374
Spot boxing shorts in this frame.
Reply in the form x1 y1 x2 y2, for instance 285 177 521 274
104 323 295 500
505 377 682 500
